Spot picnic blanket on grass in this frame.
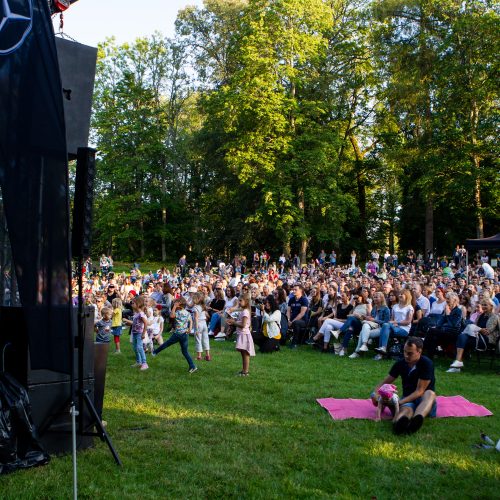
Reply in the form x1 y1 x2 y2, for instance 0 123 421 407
316 396 492 421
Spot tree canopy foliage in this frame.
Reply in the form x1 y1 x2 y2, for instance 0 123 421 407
90 0 499 262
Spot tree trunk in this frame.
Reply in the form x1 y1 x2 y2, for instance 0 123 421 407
474 163 484 239
283 237 291 258
349 135 368 255
388 221 395 255
161 208 167 261
355 167 367 255
139 219 145 259
470 100 484 239
300 239 308 265
298 187 307 264
425 199 433 256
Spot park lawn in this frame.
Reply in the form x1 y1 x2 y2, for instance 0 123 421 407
106 262 177 275
2 341 499 499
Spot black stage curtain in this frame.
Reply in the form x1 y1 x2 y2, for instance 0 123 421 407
0 0 73 372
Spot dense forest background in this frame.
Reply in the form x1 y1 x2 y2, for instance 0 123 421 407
89 0 499 264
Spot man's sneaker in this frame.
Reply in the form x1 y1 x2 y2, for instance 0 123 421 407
407 414 424 434
393 416 410 435
450 360 464 368
337 348 345 357
446 367 461 373
373 354 384 361
140 363 149 371
131 362 141 368
189 367 198 374
305 339 315 345
358 344 369 352
349 352 360 359
374 347 387 354
214 332 226 339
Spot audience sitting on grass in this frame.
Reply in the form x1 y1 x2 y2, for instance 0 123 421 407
334 290 372 356
423 292 463 358
373 289 414 360
350 291 390 358
446 298 500 373
73 248 498 376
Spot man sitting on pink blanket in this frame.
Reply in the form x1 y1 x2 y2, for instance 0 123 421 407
371 336 437 434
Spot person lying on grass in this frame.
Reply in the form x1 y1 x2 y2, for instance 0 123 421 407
371 336 436 434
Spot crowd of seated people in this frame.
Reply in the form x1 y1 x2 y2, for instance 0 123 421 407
73 249 500 370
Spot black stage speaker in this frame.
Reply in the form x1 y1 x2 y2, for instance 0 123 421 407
55 37 97 158
0 306 96 454
72 147 96 258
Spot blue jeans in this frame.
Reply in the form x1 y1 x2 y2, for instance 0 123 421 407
209 313 221 332
132 332 146 364
401 397 437 418
154 332 195 370
379 323 409 349
456 332 489 351
340 316 362 348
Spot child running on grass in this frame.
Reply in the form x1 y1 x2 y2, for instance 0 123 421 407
123 296 149 371
227 293 255 376
152 297 197 373
111 298 123 354
193 292 211 361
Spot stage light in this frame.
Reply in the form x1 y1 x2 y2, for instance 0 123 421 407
49 0 79 15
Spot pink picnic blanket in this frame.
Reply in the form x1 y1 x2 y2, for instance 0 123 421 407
316 396 492 421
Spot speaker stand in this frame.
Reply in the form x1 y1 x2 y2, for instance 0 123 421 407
80 389 122 465
74 252 121 466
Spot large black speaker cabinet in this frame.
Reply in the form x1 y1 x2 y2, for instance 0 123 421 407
55 37 97 157
30 379 95 454
0 306 96 454
0 306 94 385
71 147 96 258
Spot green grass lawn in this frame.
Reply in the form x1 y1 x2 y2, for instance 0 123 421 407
3 340 499 499
107 262 177 275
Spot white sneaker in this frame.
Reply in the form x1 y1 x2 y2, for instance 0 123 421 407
359 344 369 352
214 332 226 339
450 360 464 368
349 352 360 359
446 367 461 373
338 348 345 357
373 354 383 361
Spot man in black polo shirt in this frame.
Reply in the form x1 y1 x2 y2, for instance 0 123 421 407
287 284 309 348
372 336 436 434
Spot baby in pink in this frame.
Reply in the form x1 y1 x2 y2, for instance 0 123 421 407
376 384 399 421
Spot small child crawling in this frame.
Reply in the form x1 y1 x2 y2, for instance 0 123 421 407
376 384 399 421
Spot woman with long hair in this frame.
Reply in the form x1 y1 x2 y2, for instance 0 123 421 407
374 289 414 359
